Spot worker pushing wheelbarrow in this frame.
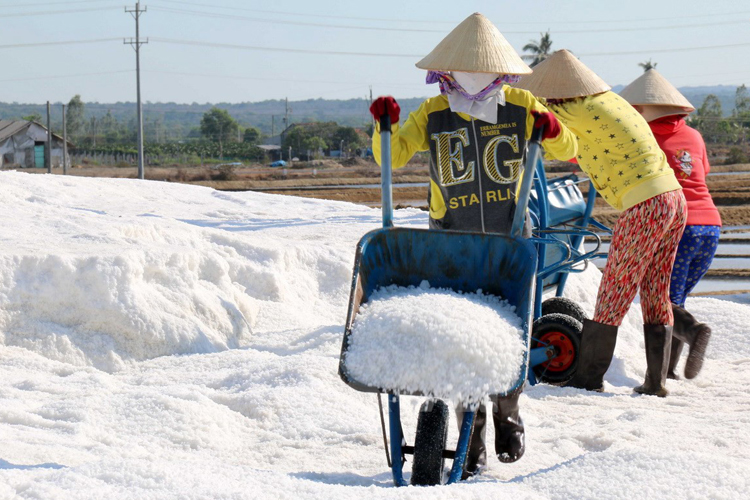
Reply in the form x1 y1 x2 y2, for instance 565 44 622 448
338 13 596 485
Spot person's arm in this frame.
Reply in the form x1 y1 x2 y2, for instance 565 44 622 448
527 98 578 162
371 97 431 169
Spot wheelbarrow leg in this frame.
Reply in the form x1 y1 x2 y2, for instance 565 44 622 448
388 393 409 487
447 410 476 484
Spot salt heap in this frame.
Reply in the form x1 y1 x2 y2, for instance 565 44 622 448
344 281 526 404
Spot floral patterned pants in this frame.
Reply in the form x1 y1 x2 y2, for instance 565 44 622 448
669 225 721 307
593 190 687 326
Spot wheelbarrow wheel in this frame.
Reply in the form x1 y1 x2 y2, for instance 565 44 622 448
542 297 587 325
531 313 582 385
411 399 449 486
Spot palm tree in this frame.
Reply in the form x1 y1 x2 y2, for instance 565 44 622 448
638 59 658 72
522 31 553 67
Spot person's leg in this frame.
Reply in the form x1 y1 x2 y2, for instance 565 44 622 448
667 226 700 377
639 191 687 325
568 201 662 390
491 390 524 463
455 403 486 478
682 226 721 299
671 303 712 379
636 191 687 396
669 227 697 308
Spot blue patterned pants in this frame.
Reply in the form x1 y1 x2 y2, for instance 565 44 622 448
669 225 721 307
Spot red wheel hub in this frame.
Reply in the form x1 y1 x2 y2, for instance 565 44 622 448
537 331 576 372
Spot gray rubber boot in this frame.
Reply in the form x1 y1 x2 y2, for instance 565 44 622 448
672 304 711 379
667 337 684 380
634 324 672 397
492 392 525 464
566 319 619 392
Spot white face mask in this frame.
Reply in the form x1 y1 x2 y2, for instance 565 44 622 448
451 71 502 95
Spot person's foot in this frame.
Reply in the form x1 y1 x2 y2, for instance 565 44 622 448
685 325 711 379
461 464 486 481
633 382 668 398
495 422 525 463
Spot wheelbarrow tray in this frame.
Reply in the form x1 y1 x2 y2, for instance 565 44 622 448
338 226 536 399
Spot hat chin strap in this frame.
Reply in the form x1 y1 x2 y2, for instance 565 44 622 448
452 71 502 96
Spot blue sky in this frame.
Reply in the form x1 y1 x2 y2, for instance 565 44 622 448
1 0 748 104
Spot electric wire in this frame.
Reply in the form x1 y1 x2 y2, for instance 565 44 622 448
151 0 750 27
149 5 750 35
0 6 118 18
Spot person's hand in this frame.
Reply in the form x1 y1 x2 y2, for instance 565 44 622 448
530 110 562 140
370 96 400 124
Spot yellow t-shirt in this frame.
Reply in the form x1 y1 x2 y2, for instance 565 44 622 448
546 91 681 211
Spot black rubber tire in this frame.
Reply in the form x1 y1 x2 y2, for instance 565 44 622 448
542 297 587 325
411 399 449 486
531 313 583 385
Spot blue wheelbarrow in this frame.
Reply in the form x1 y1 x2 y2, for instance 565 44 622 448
338 114 596 486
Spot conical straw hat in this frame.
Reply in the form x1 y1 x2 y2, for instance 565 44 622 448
638 105 693 122
514 49 610 99
415 12 531 74
619 69 695 110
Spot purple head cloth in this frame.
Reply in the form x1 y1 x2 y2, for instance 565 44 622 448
425 71 521 100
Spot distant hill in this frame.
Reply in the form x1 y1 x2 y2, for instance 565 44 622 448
0 84 742 140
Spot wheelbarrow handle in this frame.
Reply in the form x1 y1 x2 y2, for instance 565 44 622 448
379 114 392 134
530 121 545 144
379 113 394 228
511 122 545 237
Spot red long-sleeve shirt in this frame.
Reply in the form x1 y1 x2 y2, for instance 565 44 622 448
649 116 722 226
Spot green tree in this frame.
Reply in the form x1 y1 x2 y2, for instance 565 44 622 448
522 31 553 67
22 113 43 122
243 126 262 145
332 126 365 153
638 59 658 72
66 95 85 139
200 107 239 158
732 85 750 141
694 94 725 142
304 136 328 159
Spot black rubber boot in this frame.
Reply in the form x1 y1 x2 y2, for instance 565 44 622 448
492 392 525 463
667 337 684 380
457 405 487 480
672 304 712 379
634 324 672 397
566 319 619 392
456 405 487 481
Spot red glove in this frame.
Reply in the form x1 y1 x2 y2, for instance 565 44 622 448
530 110 562 140
370 96 400 124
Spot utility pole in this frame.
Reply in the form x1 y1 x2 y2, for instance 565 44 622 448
46 101 52 173
284 98 290 129
125 2 148 180
369 86 374 129
62 104 68 175
271 115 275 136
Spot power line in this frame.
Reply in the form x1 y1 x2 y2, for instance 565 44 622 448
0 70 132 83
144 69 425 89
2 0 116 7
149 6 445 33
149 5 750 35
149 37 424 58
579 41 750 57
0 6 118 17
151 0 750 27
0 38 123 49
